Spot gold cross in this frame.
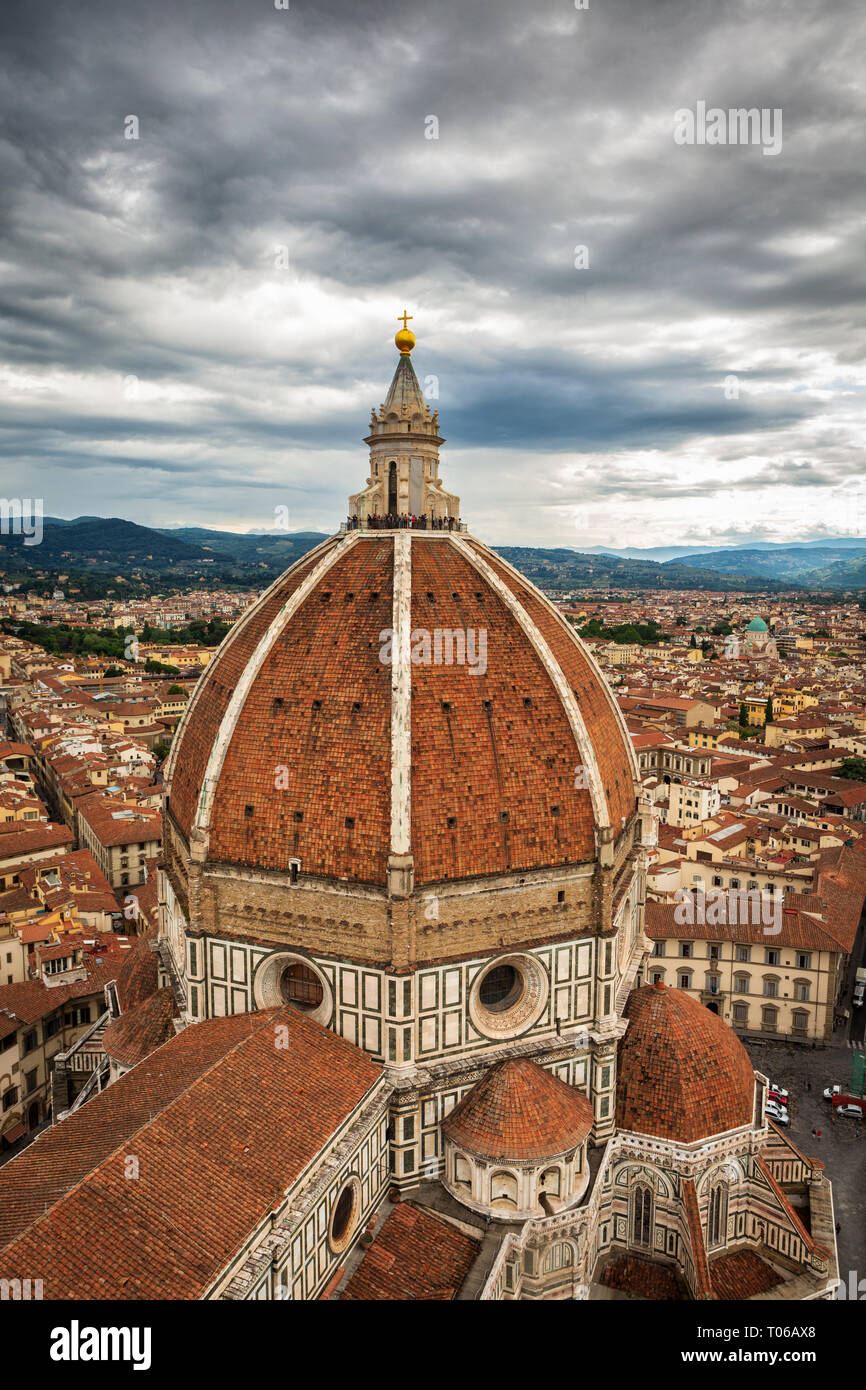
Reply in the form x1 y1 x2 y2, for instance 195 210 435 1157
397 310 413 331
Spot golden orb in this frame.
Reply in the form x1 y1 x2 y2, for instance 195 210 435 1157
395 327 416 355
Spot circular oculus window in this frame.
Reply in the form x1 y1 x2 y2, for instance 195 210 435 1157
328 1176 361 1254
253 951 333 1027
469 954 549 1039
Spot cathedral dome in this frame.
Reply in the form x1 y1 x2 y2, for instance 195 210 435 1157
616 982 756 1143
164 530 637 888
745 617 768 632
443 1057 594 1161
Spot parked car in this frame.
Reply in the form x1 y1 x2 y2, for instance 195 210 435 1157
835 1103 864 1119
765 1102 789 1126
767 1088 789 1106
824 1085 842 1101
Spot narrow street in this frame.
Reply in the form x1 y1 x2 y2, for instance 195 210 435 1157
746 1037 865 1288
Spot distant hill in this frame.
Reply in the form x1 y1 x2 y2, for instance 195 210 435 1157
0 516 214 568
157 526 329 566
1 516 858 595
665 544 866 585
585 537 866 565
494 547 791 593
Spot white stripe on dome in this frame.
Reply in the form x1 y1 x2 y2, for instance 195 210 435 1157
452 535 611 831
191 532 360 841
390 532 412 856
164 533 343 800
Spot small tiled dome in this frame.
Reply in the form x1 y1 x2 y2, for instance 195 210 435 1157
617 982 756 1143
443 1057 594 1161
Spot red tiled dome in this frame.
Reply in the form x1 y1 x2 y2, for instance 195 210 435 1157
617 983 756 1143
442 1057 594 1161
165 533 636 887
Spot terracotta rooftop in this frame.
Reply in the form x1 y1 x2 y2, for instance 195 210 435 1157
682 1177 712 1299
644 899 844 953
599 1253 683 1300
709 1249 783 1299
0 960 117 1027
0 1005 382 1298
442 1056 594 1161
103 987 179 1068
76 792 161 847
340 1201 480 1300
617 983 756 1143
0 822 73 861
116 934 159 1011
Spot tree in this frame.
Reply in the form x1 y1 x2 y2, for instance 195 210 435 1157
739 701 749 729
102 665 125 678
838 757 866 782
689 634 697 649
765 696 774 724
166 684 187 696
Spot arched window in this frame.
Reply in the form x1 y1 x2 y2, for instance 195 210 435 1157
708 1184 727 1248
454 1154 472 1190
631 1183 652 1247
490 1170 519 1209
542 1242 574 1273
539 1166 561 1197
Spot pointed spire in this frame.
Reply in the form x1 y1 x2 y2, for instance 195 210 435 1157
383 353 428 418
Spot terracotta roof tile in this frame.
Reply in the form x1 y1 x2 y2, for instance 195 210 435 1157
103 987 178 1068
168 542 338 836
340 1202 479 1300
0 1005 382 1298
682 1177 712 1298
599 1253 682 1299
167 533 636 887
709 1249 783 1298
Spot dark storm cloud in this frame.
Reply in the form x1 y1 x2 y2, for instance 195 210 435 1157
0 0 864 542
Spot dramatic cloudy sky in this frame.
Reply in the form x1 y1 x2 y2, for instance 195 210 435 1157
1 0 865 548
